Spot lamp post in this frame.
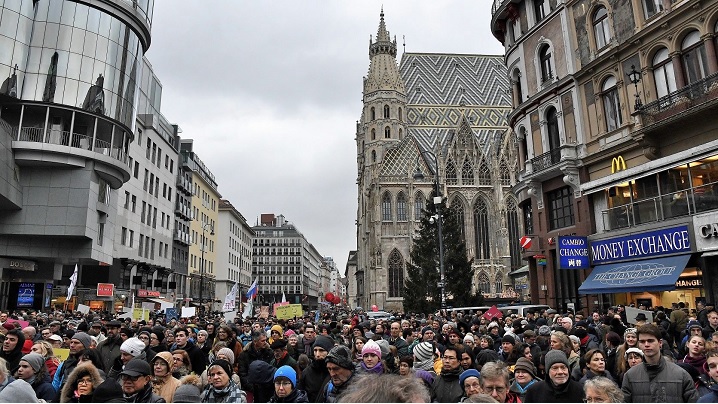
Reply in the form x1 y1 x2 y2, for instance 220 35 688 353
199 222 214 315
627 65 642 111
413 150 446 310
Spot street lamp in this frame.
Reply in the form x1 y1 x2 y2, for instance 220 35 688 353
413 150 446 310
627 64 642 111
199 222 214 315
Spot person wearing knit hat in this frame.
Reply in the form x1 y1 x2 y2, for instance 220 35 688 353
524 350 583 402
538 325 551 336
499 334 516 364
360 339 383 374
120 337 145 358
172 374 203 403
420 326 435 341
312 335 334 353
271 365 308 402
16 353 55 401
216 347 236 365
202 359 246 403
412 341 436 372
459 368 481 399
71 331 92 349
510 357 539 401
323 345 357 402
375 338 390 359
0 379 40 402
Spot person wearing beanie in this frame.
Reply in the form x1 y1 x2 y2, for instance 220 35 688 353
500 334 517 365
524 350 583 402
296 335 332 403
322 345 356 402
15 352 54 401
459 368 482 400
247 360 276 403
59 363 104 403
0 378 40 402
171 374 202 403
430 346 463 403
270 339 300 377
107 337 147 381
270 365 308 403
412 341 437 373
150 351 180 403
510 357 539 402
51 330 88 393
359 339 384 374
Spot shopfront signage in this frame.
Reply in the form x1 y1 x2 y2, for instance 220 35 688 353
0 258 37 271
137 289 160 298
611 156 627 173
558 236 590 269
694 212 718 253
97 283 114 297
534 255 547 266
675 277 703 289
590 225 691 265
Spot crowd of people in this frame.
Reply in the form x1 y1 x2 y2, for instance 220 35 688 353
0 302 716 402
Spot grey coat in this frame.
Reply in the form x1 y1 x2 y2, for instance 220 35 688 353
621 357 699 403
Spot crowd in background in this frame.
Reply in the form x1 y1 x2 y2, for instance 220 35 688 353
0 301 716 402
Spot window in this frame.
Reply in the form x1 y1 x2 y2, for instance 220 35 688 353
506 199 522 270
494 273 504 294
451 201 466 242
601 76 622 131
121 227 127 245
592 6 611 50
124 191 130 209
478 160 491 185
371 128 376 140
643 0 663 19
461 159 474 185
534 0 545 22
381 192 392 221
682 31 708 85
548 186 575 229
131 195 136 212
512 69 523 104
370 107 376 121
398 107 403 120
446 160 457 185
499 159 511 185
653 48 677 99
546 107 561 163
388 249 404 297
523 203 534 235
129 230 134 247
396 192 407 221
478 272 491 294
385 126 391 139
133 161 139 178
414 192 425 220
539 45 553 83
383 104 390 119
97 221 104 246
474 198 490 259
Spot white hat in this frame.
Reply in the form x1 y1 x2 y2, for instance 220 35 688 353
463 333 475 342
48 334 62 342
120 337 145 357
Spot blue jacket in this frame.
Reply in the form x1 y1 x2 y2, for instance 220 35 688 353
698 384 718 402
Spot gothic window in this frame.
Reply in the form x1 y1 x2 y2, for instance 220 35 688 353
592 6 611 50
494 273 504 294
372 150 376 162
385 126 391 139
653 48 677 99
474 197 490 259
451 200 466 242
399 128 403 138
384 104 390 119
462 159 474 185
382 192 392 222
478 159 491 185
539 45 553 83
388 249 404 297
523 202 534 234
478 272 491 294
547 106 561 163
398 107 403 120
506 198 522 270
414 191 425 220
446 160 458 185
499 159 511 185
371 128 376 140
396 192 407 221
682 31 708 85
601 76 622 131
370 107 376 121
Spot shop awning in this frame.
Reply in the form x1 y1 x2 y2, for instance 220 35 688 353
578 254 691 295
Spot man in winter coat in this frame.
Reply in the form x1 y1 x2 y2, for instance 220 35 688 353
170 327 207 376
297 335 332 402
321 345 356 403
96 320 123 373
237 329 273 395
270 365 308 403
388 322 409 357
524 350 584 402
119 359 165 402
622 323 698 402
0 329 25 371
480 361 521 403
430 346 464 403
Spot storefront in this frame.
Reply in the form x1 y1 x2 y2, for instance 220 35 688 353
695 212 718 302
580 224 705 309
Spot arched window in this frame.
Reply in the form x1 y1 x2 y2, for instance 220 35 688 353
601 76 622 131
653 48 677 99
539 45 553 83
461 159 474 185
474 197 490 259
396 192 407 221
398 107 403 120
372 150 377 162
592 6 611 50
478 159 491 185
506 199 522 270
384 105 390 119
478 272 491 294
546 107 561 163
512 69 523 104
451 201 466 242
494 273 504 294
370 107 376 121
388 249 404 297
381 192 392 221
682 31 708 85
385 126 391 139
499 159 511 185
446 160 458 185
414 191 425 220
371 128 376 140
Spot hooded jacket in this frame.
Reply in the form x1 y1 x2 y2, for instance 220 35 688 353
60 363 104 403
151 352 181 403
237 340 273 393
0 332 25 372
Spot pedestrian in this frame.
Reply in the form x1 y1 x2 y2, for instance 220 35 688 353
524 350 584 402
59 363 103 403
430 346 463 403
150 352 181 402
269 365 308 403
201 359 246 403
510 357 540 402
322 345 356 402
14 352 54 401
119 358 165 403
583 376 624 403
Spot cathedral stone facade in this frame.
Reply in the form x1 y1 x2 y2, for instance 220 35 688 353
351 11 523 312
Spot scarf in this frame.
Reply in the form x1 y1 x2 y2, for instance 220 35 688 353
682 354 707 374
303 338 315 356
514 378 537 394
414 357 434 372
361 361 384 374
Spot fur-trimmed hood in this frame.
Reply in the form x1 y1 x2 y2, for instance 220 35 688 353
179 373 203 389
60 363 104 403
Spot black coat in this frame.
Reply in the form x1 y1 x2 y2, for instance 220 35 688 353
296 358 329 403
172 340 207 376
524 378 584 403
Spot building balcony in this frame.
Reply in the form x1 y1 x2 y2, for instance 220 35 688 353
602 182 718 231
176 176 192 195
175 204 191 220
638 72 718 133
174 230 191 245
522 145 580 182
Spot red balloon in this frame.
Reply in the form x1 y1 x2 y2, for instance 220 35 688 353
371 304 378 312
332 296 340 305
325 292 335 302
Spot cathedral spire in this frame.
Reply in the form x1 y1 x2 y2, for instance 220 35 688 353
370 8 396 58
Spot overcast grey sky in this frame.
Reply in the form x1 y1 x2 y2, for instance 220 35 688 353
144 2 505 276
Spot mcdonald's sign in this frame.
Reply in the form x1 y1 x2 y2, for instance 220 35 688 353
611 155 627 173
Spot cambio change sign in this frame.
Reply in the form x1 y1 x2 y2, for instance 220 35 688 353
558 236 590 269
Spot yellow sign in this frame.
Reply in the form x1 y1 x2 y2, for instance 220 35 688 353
55 348 70 361
275 304 304 320
133 308 150 322
611 156 627 173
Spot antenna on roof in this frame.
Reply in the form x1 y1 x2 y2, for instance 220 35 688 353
402 35 406 54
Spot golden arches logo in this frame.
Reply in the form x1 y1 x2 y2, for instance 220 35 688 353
611 156 627 173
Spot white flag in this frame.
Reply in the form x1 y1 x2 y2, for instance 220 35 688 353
66 264 78 301
223 282 239 312
281 292 287 303
242 300 253 320
130 291 135 309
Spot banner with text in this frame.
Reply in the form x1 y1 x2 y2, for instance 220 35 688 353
590 225 691 265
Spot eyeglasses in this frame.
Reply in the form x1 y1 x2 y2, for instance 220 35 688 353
78 378 93 385
483 386 507 394
120 375 142 382
274 381 292 387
